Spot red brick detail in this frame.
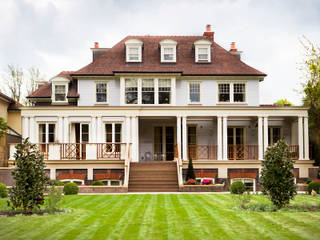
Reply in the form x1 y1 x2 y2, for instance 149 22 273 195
195 169 217 178
94 170 123 180
228 169 258 179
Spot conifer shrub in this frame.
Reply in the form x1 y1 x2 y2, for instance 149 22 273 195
185 156 195 181
63 182 79 195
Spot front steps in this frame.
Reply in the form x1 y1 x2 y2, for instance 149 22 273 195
128 162 179 192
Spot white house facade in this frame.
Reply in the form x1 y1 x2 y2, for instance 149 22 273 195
9 25 314 192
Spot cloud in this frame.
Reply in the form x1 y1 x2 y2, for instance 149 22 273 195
0 0 319 105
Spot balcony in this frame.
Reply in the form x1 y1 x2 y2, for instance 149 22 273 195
9 143 131 161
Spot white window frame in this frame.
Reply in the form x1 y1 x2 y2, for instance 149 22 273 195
121 77 175 106
38 122 56 143
100 179 122 186
52 83 68 104
231 178 256 192
187 81 202 104
217 81 247 104
103 122 122 143
268 126 283 145
194 40 212 63
60 179 84 185
160 39 177 63
125 39 143 63
95 81 109 104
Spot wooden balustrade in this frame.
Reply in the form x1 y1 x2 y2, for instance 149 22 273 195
37 143 49 160
61 143 86 160
188 145 218 160
97 143 122 160
228 145 258 160
289 145 299 160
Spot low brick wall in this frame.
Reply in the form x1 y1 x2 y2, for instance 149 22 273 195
78 186 128 193
296 183 308 192
0 168 14 186
180 184 226 192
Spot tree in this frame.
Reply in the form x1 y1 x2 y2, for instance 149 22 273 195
260 140 296 209
0 117 8 138
300 37 320 165
274 99 293 106
185 156 195 181
8 138 48 213
27 67 46 97
3 65 24 103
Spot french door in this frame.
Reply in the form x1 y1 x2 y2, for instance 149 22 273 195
75 123 89 159
153 126 175 161
228 127 245 160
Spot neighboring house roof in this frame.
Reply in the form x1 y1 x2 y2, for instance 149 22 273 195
73 36 266 76
0 92 22 110
28 71 79 98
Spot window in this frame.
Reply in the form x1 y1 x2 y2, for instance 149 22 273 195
268 127 282 145
189 82 201 103
39 123 55 143
234 83 246 102
160 39 177 63
198 48 209 61
96 82 107 103
105 123 122 142
163 47 174 61
231 178 256 192
188 126 197 159
123 78 173 105
158 79 171 104
125 79 138 104
218 83 247 103
54 85 66 102
142 79 154 104
218 84 230 102
125 39 143 62
194 40 212 63
81 124 89 143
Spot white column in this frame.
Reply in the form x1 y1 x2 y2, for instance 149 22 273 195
304 117 309 160
50 168 56 180
29 117 35 143
131 116 139 162
58 116 64 143
97 115 102 143
125 117 131 143
258 116 263 160
135 117 139 161
222 116 228 160
90 116 97 143
87 168 93 180
63 117 69 143
182 116 187 160
22 116 29 140
176 116 182 159
217 116 222 160
298 116 304 160
263 117 268 152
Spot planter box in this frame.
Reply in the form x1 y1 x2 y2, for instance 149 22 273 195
180 184 226 192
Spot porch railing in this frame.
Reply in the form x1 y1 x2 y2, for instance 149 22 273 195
188 145 218 160
289 145 299 160
228 145 258 160
97 143 122 160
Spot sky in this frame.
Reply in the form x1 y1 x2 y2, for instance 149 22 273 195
0 0 319 105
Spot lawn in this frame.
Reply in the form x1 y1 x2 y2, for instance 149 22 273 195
0 194 320 240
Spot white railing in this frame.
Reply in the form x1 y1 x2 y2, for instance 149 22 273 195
123 142 132 187
8 143 131 161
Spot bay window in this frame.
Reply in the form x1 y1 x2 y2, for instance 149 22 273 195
218 82 247 103
123 78 173 105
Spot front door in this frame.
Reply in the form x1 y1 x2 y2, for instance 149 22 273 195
153 126 175 161
228 127 245 160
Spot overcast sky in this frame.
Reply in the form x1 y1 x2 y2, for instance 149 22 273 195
0 0 319 105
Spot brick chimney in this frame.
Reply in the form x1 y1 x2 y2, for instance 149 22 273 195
229 42 242 60
203 24 214 42
91 42 109 61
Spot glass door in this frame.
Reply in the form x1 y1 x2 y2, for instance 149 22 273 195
153 126 175 161
228 127 244 160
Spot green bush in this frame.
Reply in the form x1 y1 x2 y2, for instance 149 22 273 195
307 181 320 194
0 183 8 198
92 180 104 186
63 182 79 195
185 156 195 181
45 186 63 214
246 202 277 212
50 180 65 186
230 181 246 194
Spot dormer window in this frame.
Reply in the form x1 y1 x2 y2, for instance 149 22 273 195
50 76 70 104
160 39 177 63
194 39 212 63
125 39 143 62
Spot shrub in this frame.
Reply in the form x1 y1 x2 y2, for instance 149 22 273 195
187 179 196 185
260 140 296 209
50 180 65 186
92 180 104 186
230 181 246 194
246 202 277 212
0 183 8 198
8 139 49 213
201 179 212 185
45 186 63 214
233 192 251 209
307 181 320 194
63 182 79 195
185 156 195 181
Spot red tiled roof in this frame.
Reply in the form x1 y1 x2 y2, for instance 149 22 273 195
73 35 266 76
0 92 23 109
28 71 78 98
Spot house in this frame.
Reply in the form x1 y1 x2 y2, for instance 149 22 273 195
0 92 21 172
8 25 314 192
